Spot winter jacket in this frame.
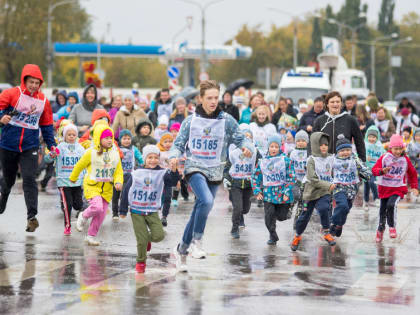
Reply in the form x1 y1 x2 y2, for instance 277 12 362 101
297 108 325 133
272 107 297 126
313 111 366 161
0 64 56 152
68 84 104 132
119 144 144 173
69 124 124 203
239 107 252 124
169 104 254 182
219 102 240 121
365 125 385 169
56 91 79 120
78 109 112 147
52 90 68 113
45 141 85 187
251 152 295 204
374 118 396 143
111 105 147 137
359 118 375 138
169 113 189 129
149 98 174 127
109 107 119 123
372 151 418 199
303 132 334 201
395 114 420 135
249 121 277 155
132 118 157 153
407 140 420 169
119 166 180 215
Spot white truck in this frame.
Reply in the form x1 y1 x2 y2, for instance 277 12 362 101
276 54 369 103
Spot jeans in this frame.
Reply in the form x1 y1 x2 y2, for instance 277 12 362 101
364 176 378 202
378 195 400 231
179 173 218 254
83 196 108 236
0 148 38 219
295 195 331 236
332 191 353 226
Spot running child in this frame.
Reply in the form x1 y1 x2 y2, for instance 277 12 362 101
224 124 259 239
70 124 123 246
364 126 385 210
372 134 418 242
329 135 371 237
112 129 143 220
252 134 295 245
291 132 335 251
120 144 180 273
133 118 157 153
45 123 85 235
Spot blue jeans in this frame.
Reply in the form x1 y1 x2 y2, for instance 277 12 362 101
332 191 353 226
179 173 218 254
364 176 378 202
295 195 331 236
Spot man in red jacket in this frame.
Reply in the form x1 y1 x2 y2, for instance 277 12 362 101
372 134 418 242
0 64 56 232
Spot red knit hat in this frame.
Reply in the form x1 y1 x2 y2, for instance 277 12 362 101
100 129 113 140
389 134 404 148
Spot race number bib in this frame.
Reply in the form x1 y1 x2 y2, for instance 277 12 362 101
9 87 45 130
121 147 135 173
56 143 84 179
289 149 307 182
228 145 256 179
157 103 173 119
188 115 225 166
260 156 287 187
128 169 166 213
313 156 334 182
378 152 407 187
90 149 119 182
253 128 268 154
333 158 359 185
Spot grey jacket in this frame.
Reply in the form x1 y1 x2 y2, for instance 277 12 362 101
69 103 104 130
303 132 333 201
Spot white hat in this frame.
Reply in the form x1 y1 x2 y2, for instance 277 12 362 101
158 115 169 126
63 123 78 139
142 144 160 159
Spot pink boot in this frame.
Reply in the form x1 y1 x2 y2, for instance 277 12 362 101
389 227 397 238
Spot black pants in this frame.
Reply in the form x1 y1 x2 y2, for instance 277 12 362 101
172 178 189 200
40 162 55 188
0 148 38 219
162 185 173 217
378 195 400 231
112 173 131 216
59 186 83 228
231 187 253 232
264 202 291 241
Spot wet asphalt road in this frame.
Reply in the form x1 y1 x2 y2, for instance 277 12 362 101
1 180 420 315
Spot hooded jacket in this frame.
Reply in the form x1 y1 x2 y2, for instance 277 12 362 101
0 64 55 152
78 109 111 146
111 104 147 137
303 132 334 201
68 84 103 131
56 91 79 120
406 128 420 168
70 124 124 203
365 125 385 169
132 118 157 153
313 111 366 161
297 107 325 133
52 90 68 113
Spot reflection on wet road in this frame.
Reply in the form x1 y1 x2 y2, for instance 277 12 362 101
0 185 420 314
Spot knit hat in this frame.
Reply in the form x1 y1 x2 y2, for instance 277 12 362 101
335 134 352 152
268 134 283 148
142 144 160 159
367 128 379 138
295 130 309 143
63 123 78 139
170 122 181 132
389 134 404 148
119 129 132 141
400 107 410 116
123 94 135 102
158 115 169 126
100 129 113 140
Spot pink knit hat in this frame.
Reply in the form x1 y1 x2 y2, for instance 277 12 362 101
389 134 404 148
170 122 181 132
100 129 113 140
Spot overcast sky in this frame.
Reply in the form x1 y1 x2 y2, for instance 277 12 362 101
81 0 418 46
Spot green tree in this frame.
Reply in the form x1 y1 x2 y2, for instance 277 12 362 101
0 0 92 85
309 17 322 58
322 5 338 37
378 0 399 35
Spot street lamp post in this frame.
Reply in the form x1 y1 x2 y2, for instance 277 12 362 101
47 0 77 87
370 33 398 92
388 36 412 100
178 0 224 74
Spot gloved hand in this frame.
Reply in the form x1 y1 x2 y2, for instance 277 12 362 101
223 178 231 190
49 146 60 158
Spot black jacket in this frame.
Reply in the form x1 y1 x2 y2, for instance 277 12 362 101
219 102 240 122
313 112 366 161
298 108 325 133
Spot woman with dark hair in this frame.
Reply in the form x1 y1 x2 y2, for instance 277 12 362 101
219 90 239 121
272 97 297 130
239 94 260 124
374 107 396 143
355 105 374 137
313 91 366 161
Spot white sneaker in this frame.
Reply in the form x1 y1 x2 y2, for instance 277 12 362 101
190 239 206 259
173 246 188 272
85 235 100 246
112 215 119 221
76 213 87 232
362 202 369 212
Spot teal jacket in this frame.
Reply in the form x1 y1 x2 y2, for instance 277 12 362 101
239 107 252 124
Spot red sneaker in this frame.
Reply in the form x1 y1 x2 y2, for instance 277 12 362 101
147 242 151 252
376 230 383 243
135 262 146 273
64 226 71 235
389 227 397 238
